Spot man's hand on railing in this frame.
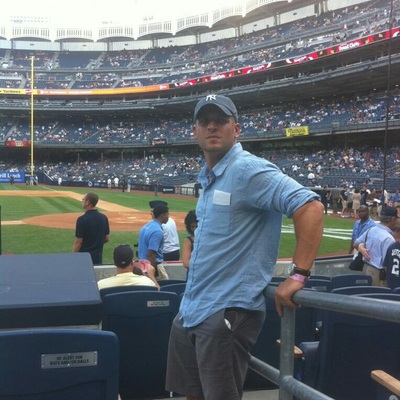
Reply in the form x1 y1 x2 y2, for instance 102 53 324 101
274 278 305 317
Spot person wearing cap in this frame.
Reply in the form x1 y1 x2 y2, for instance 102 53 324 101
138 203 170 279
349 205 376 254
73 192 110 265
390 189 400 207
182 210 197 270
355 206 399 286
383 219 400 289
148 200 181 262
97 245 157 290
165 94 324 400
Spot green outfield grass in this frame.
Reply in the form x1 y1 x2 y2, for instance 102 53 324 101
0 184 354 264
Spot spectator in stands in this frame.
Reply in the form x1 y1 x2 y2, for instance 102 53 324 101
97 244 157 290
360 184 371 206
131 258 160 289
346 186 354 216
349 205 376 254
182 210 197 269
330 186 341 214
355 206 399 286
166 94 323 400
351 188 361 218
162 212 181 261
138 202 170 279
391 189 400 207
320 185 330 215
340 185 349 217
149 200 181 262
383 220 400 289
73 192 110 265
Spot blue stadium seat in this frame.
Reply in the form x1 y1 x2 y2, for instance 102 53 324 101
99 284 157 299
101 291 179 399
331 273 372 289
297 295 400 400
331 286 392 295
305 278 333 292
310 275 331 281
160 282 186 296
245 293 317 390
157 279 186 287
0 329 119 400
270 276 286 283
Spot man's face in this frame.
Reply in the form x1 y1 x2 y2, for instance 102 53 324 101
193 106 240 156
81 195 88 209
357 207 369 220
160 212 169 224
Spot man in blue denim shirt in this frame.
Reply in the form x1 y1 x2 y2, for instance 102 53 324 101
166 94 324 400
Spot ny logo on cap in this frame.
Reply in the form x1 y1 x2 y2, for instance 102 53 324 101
205 94 217 101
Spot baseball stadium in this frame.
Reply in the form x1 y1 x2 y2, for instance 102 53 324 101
0 0 400 399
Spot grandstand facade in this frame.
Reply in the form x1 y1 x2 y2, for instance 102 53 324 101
0 0 399 192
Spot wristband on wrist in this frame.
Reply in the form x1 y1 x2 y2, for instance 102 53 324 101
289 263 311 277
289 273 309 284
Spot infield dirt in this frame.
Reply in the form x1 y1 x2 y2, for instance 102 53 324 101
0 190 187 231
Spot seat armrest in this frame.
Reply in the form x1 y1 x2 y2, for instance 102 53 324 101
371 370 400 397
275 339 303 359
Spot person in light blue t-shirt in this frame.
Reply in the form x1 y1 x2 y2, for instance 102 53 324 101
165 94 324 400
138 202 170 279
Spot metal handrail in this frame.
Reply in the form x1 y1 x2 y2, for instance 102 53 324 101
248 286 400 400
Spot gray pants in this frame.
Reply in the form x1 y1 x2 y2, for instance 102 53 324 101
166 308 265 400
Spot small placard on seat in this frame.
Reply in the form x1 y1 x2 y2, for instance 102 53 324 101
41 351 98 369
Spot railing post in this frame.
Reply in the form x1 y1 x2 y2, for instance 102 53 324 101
279 306 296 400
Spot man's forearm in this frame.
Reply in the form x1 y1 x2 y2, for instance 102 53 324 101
73 239 82 253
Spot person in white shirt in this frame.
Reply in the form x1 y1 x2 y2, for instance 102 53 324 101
97 244 157 290
149 200 181 261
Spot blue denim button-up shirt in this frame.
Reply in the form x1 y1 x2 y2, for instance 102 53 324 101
180 143 319 327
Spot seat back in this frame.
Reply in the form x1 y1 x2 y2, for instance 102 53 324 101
102 291 179 399
99 285 157 299
331 273 372 289
157 279 186 287
331 286 392 295
245 294 317 390
305 278 333 292
270 276 286 283
308 296 400 400
310 275 331 281
160 282 186 296
356 293 400 301
0 329 119 400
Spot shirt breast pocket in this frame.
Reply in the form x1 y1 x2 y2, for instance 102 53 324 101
208 204 231 235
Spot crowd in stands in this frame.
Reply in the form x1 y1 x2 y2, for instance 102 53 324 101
2 144 399 192
1 89 399 145
0 1 398 194
0 0 398 91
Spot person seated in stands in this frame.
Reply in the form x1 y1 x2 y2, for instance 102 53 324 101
97 244 157 290
131 258 160 290
182 210 197 270
383 219 400 289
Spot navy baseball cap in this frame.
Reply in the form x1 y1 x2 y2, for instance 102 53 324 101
381 206 399 218
194 94 238 122
113 244 134 267
149 200 168 209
